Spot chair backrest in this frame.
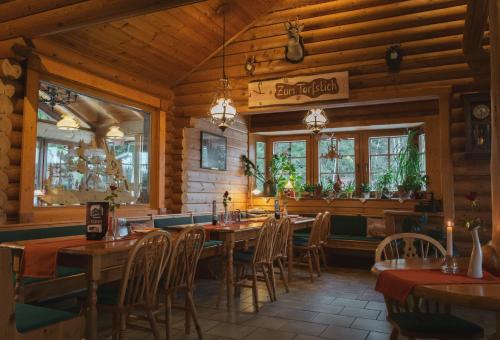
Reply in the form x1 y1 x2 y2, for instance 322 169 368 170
165 226 206 290
252 217 276 264
0 248 16 339
307 212 324 247
320 211 331 243
375 232 446 262
272 217 290 260
118 230 172 307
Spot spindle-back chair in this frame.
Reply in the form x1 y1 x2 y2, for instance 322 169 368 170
293 212 322 282
375 233 446 263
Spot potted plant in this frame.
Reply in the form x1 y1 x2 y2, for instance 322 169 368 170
303 184 316 198
395 130 427 199
343 181 355 199
376 169 394 199
360 183 371 199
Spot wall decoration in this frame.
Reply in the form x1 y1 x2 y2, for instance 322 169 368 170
284 18 305 63
244 56 257 76
385 45 403 72
248 71 349 107
463 93 491 158
200 131 227 171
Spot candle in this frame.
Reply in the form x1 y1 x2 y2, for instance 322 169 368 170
446 220 454 256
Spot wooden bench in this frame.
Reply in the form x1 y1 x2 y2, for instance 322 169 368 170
325 215 384 253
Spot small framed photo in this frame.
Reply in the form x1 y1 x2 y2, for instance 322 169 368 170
200 131 227 171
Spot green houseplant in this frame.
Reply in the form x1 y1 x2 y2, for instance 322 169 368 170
394 130 427 198
376 169 394 199
343 181 355 199
360 183 371 199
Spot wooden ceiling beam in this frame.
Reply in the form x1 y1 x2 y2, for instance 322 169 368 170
0 0 88 24
463 0 489 56
0 0 204 42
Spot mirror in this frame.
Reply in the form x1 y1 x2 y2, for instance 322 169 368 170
34 80 151 207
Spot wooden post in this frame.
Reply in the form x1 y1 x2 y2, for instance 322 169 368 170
438 92 454 222
490 0 500 251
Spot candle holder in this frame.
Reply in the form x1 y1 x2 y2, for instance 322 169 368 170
441 255 459 274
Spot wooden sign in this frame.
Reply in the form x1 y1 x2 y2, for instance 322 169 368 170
248 71 349 108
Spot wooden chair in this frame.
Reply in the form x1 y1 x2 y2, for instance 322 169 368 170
233 217 276 312
318 211 331 269
162 226 206 340
384 295 484 339
97 230 172 340
0 248 85 340
375 232 446 262
293 212 323 282
269 217 291 300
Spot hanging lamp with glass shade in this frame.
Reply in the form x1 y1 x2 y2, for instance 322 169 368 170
106 126 125 139
303 108 328 134
209 5 237 132
56 113 80 131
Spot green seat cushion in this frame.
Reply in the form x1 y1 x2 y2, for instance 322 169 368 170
15 303 76 333
294 233 310 239
154 216 193 228
204 240 223 248
328 235 382 242
234 250 254 263
18 266 84 285
194 214 213 224
293 238 309 247
0 225 86 244
391 313 483 335
331 215 367 237
97 284 120 305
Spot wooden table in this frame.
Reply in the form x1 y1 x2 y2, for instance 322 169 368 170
372 258 500 339
203 216 315 310
0 231 223 340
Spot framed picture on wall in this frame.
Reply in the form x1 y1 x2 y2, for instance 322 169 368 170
200 131 227 171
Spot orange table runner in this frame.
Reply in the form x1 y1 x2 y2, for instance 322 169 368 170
375 269 500 303
22 235 135 278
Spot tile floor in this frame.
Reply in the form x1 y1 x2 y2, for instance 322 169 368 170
105 267 497 340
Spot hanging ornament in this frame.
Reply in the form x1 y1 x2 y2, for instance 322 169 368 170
321 133 342 161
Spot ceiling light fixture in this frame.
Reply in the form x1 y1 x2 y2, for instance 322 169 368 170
209 5 237 132
56 113 80 131
106 126 125 139
304 108 328 134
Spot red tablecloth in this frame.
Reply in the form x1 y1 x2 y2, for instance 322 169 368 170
22 235 135 278
375 269 500 303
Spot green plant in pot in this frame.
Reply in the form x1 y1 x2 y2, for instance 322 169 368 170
360 183 371 199
394 130 427 199
240 155 272 195
303 184 316 198
343 181 355 199
376 169 394 199
269 153 303 214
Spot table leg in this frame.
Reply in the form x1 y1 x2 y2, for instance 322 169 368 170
288 225 294 283
226 234 235 311
86 256 101 340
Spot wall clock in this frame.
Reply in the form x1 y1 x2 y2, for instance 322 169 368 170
463 93 491 158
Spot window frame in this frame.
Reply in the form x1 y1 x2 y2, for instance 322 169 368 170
267 134 313 184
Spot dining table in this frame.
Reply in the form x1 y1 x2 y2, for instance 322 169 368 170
372 257 500 339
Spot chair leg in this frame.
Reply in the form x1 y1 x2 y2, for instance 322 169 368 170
320 246 328 269
277 258 289 293
313 248 322 277
112 312 119 340
187 290 203 339
147 308 161 340
268 263 277 302
251 266 259 312
261 264 273 302
165 293 172 340
306 251 314 283
184 290 192 335
118 312 127 340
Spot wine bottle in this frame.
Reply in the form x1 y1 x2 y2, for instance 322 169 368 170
212 200 217 225
274 199 281 219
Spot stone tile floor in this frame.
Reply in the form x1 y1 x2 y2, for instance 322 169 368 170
101 267 497 340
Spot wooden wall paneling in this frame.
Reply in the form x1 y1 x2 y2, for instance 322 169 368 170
438 92 455 221
490 0 500 251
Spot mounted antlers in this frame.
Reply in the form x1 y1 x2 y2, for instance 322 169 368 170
284 17 305 63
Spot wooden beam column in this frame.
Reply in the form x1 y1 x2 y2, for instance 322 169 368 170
439 92 454 222
490 0 500 251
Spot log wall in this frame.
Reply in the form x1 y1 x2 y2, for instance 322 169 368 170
172 117 248 213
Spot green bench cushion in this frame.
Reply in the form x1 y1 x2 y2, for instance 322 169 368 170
17 266 84 285
154 216 193 228
204 240 223 248
97 284 119 305
193 214 213 224
0 225 86 244
328 235 382 242
15 303 76 333
332 215 367 237
391 313 483 335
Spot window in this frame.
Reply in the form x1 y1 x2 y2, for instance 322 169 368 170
273 140 307 183
255 141 266 191
318 137 355 186
368 135 407 189
419 133 426 176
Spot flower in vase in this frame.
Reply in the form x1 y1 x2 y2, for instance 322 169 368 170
104 184 121 212
223 191 231 208
464 192 481 231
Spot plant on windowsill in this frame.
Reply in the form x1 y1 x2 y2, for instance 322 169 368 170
343 181 355 199
302 184 316 198
395 130 428 199
376 169 394 199
360 183 371 199
240 155 274 196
